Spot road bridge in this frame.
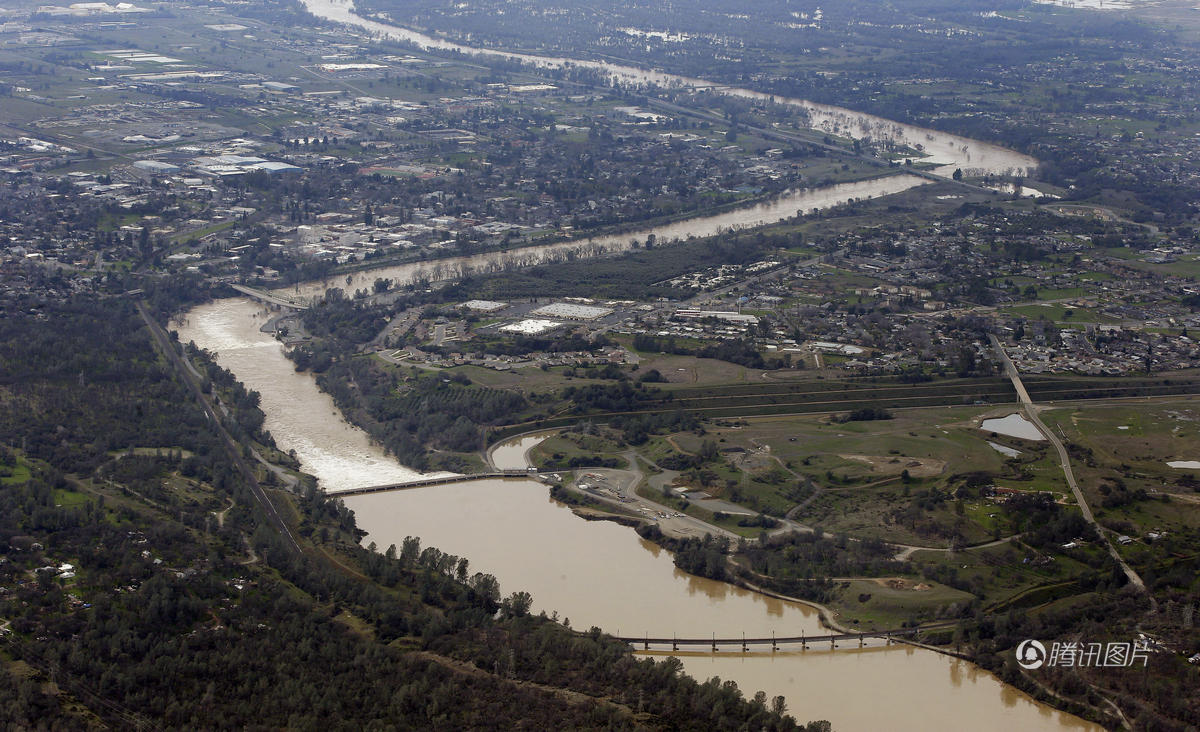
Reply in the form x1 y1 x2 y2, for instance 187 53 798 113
229 284 309 310
330 470 545 496
613 627 922 652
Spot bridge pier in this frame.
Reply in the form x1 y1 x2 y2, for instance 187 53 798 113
612 628 911 651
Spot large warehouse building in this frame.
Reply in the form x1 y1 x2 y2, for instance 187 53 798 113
529 302 613 321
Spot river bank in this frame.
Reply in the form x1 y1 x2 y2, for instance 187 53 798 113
300 0 1038 181
274 175 929 301
172 297 1101 731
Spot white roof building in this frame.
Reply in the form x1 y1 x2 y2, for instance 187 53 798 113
500 319 562 335
462 300 507 313
530 302 613 320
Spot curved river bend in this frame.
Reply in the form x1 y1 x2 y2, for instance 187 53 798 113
284 0 1037 302
280 175 927 300
174 298 1098 732
301 0 1037 180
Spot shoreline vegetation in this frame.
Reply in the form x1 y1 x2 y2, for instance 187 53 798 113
253 206 1200 728
4 0 1198 724
0 296 819 730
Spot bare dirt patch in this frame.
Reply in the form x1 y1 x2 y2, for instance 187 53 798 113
873 578 933 592
839 454 945 478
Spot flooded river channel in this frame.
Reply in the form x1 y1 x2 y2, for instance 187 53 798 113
278 175 928 300
269 0 1044 306
174 297 1100 731
301 0 1037 180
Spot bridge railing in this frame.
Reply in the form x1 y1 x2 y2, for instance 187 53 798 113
330 471 544 496
611 627 921 652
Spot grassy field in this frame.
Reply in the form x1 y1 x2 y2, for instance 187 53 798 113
1003 303 1117 324
830 578 975 630
1036 400 1200 537
52 487 92 510
636 405 1072 545
529 433 629 470
0 458 32 486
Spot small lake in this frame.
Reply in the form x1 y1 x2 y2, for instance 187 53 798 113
987 441 1022 458
980 414 1045 441
177 297 1101 731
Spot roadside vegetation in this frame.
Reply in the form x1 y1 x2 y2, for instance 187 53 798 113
0 297 816 730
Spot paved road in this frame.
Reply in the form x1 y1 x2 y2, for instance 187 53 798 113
990 334 1150 598
571 466 742 541
430 322 452 347
369 306 423 350
229 283 308 310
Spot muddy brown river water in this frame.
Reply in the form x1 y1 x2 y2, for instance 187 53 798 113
174 298 1100 731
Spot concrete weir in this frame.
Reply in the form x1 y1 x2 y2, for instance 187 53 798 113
328 470 542 496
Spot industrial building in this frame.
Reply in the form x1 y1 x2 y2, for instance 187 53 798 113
132 160 180 175
461 299 507 313
673 309 759 324
500 319 561 335
249 161 303 175
529 302 613 321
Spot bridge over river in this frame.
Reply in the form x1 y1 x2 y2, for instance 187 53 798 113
229 284 310 310
329 470 546 496
613 627 925 652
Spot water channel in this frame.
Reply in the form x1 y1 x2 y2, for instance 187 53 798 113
186 10 1091 724
279 175 928 300
174 297 1100 731
300 0 1038 180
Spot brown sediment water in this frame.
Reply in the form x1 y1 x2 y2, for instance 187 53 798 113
277 175 929 300
176 298 1100 731
301 0 1039 183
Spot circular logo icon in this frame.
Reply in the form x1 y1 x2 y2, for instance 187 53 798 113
1016 640 1047 669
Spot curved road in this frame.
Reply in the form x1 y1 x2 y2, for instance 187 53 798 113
990 334 1149 600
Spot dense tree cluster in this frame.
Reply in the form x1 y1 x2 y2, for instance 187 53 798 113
0 297 819 729
312 356 527 469
741 531 903 588
634 335 779 370
0 298 218 473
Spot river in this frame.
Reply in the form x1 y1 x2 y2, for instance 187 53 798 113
172 300 441 491
300 0 1037 179
282 0 1038 302
279 174 928 300
173 297 1100 731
